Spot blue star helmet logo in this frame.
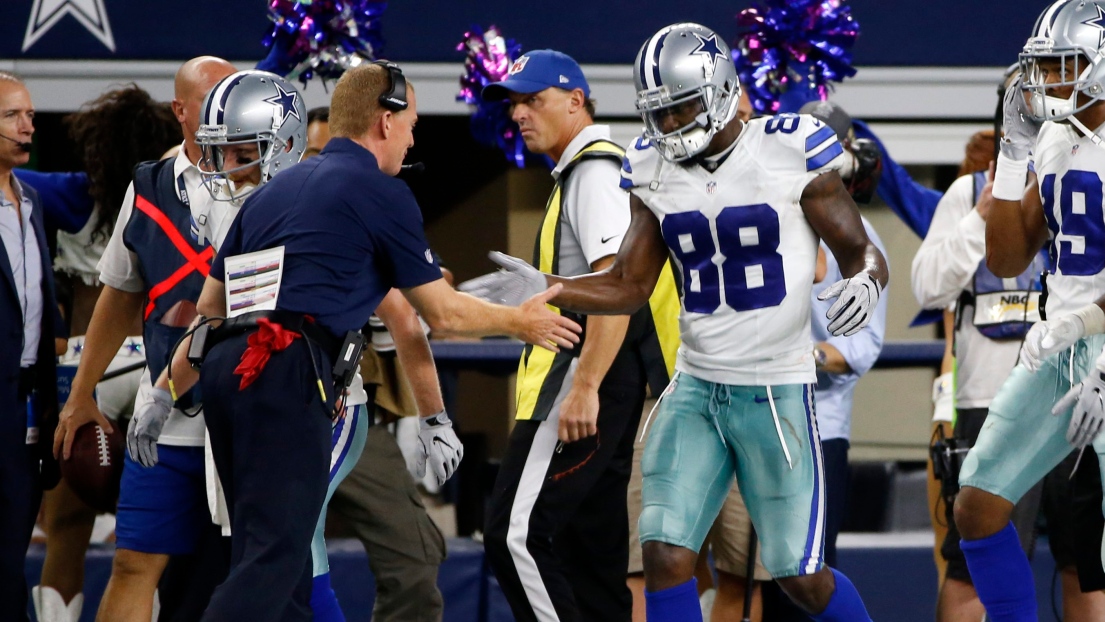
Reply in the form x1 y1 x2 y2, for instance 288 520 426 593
1083 4 1105 49
263 82 301 127
691 33 728 69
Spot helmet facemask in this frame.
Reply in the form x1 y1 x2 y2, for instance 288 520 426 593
636 80 739 162
197 126 284 203
1019 37 1104 122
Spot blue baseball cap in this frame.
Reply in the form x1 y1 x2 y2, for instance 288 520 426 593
483 50 590 100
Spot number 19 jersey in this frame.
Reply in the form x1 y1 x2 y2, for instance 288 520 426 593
620 114 844 386
1033 121 1105 317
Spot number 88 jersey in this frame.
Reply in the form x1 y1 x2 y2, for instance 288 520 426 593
621 113 844 386
1034 121 1105 317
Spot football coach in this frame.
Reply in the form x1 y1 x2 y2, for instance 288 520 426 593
152 61 582 621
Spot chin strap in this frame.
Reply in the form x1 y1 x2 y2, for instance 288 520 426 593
1067 113 1105 149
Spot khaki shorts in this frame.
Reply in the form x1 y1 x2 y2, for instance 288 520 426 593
627 398 770 580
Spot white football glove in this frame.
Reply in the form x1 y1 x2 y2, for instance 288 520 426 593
1021 315 1085 373
458 252 548 307
127 387 172 468
1000 77 1042 161
413 411 464 486
818 272 882 337
1052 351 1105 449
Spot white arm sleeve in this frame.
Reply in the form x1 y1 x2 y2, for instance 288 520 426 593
562 158 631 267
97 183 145 293
911 175 986 309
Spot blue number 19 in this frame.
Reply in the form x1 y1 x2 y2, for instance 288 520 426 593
1042 170 1105 276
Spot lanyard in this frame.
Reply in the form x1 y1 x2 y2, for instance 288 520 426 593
176 170 190 207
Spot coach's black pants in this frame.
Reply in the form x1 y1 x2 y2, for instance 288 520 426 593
485 355 645 622
199 334 333 622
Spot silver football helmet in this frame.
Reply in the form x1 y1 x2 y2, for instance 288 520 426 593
1019 0 1105 122
633 23 742 162
196 70 307 202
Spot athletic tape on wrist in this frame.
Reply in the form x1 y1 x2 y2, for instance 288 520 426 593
992 152 1029 202
1073 303 1105 336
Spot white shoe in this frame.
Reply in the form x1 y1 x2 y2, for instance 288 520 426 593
32 586 83 622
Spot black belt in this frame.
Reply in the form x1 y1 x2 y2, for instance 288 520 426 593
207 310 342 363
17 367 35 399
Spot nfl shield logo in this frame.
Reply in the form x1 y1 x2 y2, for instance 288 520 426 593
509 56 530 75
706 181 717 195
1073 144 1080 155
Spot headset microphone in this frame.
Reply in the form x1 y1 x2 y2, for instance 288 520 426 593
0 134 31 153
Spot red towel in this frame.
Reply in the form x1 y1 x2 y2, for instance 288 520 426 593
233 318 301 391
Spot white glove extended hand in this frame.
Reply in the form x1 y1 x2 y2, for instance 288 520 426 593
1052 351 1105 449
127 387 173 468
1000 77 1043 161
817 272 881 337
1022 315 1085 373
458 252 548 307
413 411 464 486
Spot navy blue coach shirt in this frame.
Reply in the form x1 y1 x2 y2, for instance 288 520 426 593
212 137 442 337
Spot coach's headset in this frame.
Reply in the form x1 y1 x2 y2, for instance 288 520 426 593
375 60 408 112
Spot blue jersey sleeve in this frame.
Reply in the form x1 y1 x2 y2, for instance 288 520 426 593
369 185 442 290
14 169 94 234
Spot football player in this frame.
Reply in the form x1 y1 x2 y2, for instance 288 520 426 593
953 1 1105 620
465 23 884 622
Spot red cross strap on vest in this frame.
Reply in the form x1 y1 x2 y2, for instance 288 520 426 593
123 158 212 403
133 194 214 321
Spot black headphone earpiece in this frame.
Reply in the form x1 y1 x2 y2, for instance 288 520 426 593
374 60 408 112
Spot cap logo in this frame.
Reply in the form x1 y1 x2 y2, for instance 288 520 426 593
508 56 530 75
559 75 569 84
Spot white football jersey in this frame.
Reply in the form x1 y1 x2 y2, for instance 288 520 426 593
621 113 844 386
1033 122 1105 318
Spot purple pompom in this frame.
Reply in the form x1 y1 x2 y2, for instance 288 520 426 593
260 0 388 84
732 0 860 114
456 25 530 168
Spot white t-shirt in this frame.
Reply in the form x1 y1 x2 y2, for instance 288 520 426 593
622 114 842 386
551 124 631 276
910 174 1022 408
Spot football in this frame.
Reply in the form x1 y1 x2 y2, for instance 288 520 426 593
60 423 125 513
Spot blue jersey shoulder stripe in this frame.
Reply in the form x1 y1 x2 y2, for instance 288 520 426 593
620 174 635 190
804 126 836 153
806 142 844 171
621 155 633 175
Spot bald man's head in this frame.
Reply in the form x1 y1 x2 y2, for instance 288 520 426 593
172 56 236 162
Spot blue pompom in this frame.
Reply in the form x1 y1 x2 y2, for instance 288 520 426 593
260 0 388 84
732 0 860 114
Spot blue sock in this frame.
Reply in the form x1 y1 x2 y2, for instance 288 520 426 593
310 573 346 622
645 578 702 622
961 521 1037 622
811 568 871 622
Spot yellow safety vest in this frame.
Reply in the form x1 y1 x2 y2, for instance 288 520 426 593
514 139 680 421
